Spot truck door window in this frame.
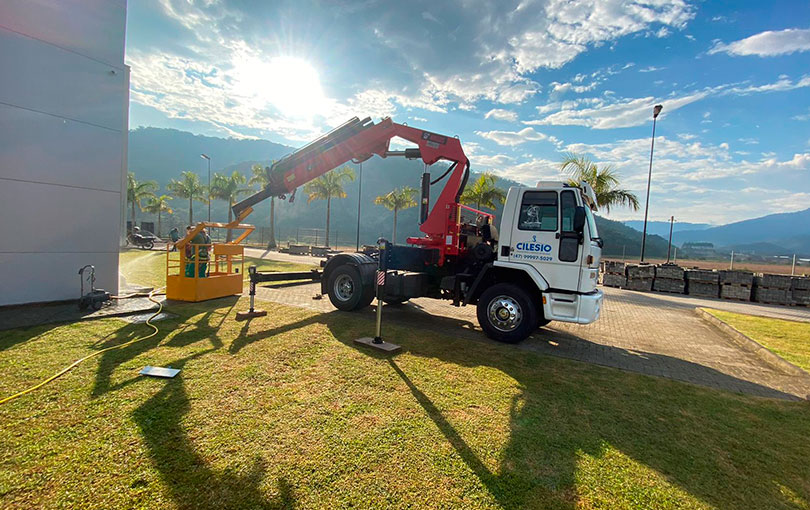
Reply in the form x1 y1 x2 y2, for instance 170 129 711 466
560 191 577 232
518 191 557 231
559 190 579 262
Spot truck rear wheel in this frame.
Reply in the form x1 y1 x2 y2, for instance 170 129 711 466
327 265 373 311
477 283 538 343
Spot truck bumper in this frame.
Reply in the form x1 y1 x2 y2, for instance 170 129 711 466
574 289 602 324
543 289 603 325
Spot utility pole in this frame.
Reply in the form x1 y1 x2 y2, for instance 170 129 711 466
792 254 797 276
640 104 663 263
666 215 675 263
200 153 211 222
730 250 735 270
356 162 363 252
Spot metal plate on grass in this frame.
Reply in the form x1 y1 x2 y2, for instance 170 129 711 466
140 366 180 378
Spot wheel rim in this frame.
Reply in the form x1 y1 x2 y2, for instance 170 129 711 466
487 295 522 332
333 274 355 302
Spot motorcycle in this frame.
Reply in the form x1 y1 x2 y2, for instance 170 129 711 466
127 230 159 250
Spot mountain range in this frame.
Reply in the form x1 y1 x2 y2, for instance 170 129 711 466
128 128 806 257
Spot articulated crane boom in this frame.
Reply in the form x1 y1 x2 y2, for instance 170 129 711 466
232 116 473 264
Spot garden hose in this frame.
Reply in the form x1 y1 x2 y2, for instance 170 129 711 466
0 288 166 406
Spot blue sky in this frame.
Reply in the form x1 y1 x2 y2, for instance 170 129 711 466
126 0 810 224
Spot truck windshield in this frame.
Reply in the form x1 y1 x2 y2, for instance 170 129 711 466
585 207 599 239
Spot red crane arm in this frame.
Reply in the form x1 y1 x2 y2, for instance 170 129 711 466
232 117 470 241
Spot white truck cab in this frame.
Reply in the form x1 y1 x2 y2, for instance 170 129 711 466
494 181 603 327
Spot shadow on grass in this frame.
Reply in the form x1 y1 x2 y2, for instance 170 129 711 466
133 370 295 509
79 296 810 509
321 312 810 510
91 297 238 397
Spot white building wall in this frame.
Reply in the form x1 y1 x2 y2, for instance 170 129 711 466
0 0 128 305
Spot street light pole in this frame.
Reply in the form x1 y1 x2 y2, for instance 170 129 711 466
355 162 363 252
666 215 675 263
640 104 663 263
200 154 211 222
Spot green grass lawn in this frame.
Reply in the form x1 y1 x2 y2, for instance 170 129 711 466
705 309 810 373
1 255 809 509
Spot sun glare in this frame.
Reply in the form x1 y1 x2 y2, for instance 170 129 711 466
232 55 326 118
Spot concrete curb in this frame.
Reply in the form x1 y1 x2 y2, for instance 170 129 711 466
695 307 809 378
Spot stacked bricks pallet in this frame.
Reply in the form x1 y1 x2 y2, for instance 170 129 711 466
685 269 720 298
719 270 753 302
625 263 654 292
792 277 810 307
753 274 793 305
602 261 626 288
653 264 685 294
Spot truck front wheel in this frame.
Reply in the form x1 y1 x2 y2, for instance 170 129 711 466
327 265 373 311
477 283 538 343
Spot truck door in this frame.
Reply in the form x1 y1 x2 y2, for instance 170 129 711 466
510 189 582 292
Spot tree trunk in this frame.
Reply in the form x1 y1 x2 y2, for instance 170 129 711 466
226 197 234 242
157 210 162 238
131 201 136 234
325 195 331 247
189 197 193 225
268 197 276 249
392 207 398 244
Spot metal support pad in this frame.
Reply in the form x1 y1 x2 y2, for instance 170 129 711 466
353 337 401 353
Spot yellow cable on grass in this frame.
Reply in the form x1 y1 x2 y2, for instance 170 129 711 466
0 288 166 406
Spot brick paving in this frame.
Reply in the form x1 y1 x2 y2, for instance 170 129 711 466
250 280 810 401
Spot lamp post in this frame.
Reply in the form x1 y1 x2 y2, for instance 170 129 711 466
200 153 211 222
640 104 663 263
355 162 363 251
666 215 675 263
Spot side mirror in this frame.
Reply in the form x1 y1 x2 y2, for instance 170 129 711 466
573 206 586 233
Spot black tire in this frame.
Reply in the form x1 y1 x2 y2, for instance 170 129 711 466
144 240 154 250
327 265 373 311
476 283 538 343
91 299 104 311
383 297 409 305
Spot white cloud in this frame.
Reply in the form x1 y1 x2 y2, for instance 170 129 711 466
475 127 557 146
638 66 666 73
528 92 706 129
524 74 810 130
484 109 519 122
723 75 810 95
149 0 695 123
709 28 810 57
562 136 810 221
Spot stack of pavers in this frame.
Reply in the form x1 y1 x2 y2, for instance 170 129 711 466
653 264 685 293
625 263 655 291
602 260 626 288
791 277 810 307
685 269 720 298
719 270 754 301
753 274 793 305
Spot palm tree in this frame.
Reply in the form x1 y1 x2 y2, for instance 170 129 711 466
210 170 252 242
126 172 158 234
460 173 506 211
167 171 207 225
374 186 418 244
250 164 278 249
559 153 639 212
143 194 173 237
303 166 356 247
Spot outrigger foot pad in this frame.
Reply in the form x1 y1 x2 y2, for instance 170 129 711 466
236 309 267 321
353 337 401 353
